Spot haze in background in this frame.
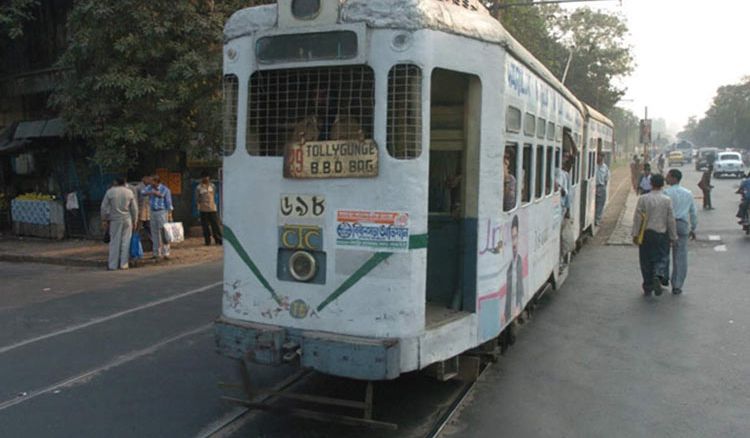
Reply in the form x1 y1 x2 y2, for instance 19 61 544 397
566 0 750 135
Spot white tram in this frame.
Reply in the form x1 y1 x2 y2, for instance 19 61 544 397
215 0 615 381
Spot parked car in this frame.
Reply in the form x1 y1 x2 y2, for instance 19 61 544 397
713 152 745 178
668 151 684 167
696 147 719 171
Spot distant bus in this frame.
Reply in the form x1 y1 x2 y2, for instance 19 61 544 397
674 140 694 163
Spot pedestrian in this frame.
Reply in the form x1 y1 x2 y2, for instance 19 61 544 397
630 155 641 192
638 163 653 195
503 152 517 211
141 174 173 260
664 169 698 295
632 174 677 296
736 171 750 224
594 154 610 226
196 171 223 246
657 153 666 174
559 157 575 265
134 175 152 235
697 165 714 210
100 177 138 270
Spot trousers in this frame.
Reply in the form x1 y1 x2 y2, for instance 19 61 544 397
595 185 607 224
638 229 669 291
200 211 223 245
108 218 132 270
150 210 170 257
701 188 712 208
669 220 690 290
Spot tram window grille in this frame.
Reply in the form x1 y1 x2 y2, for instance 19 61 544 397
387 64 422 159
247 66 375 156
524 113 536 137
223 75 239 156
506 106 522 133
535 145 544 199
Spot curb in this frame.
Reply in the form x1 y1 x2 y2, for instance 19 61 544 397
0 254 106 268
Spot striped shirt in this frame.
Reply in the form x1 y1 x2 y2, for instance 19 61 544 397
664 184 698 232
141 184 173 212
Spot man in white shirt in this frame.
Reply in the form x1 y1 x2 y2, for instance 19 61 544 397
101 177 138 270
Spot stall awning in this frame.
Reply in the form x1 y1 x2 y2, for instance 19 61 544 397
14 118 65 139
0 139 31 154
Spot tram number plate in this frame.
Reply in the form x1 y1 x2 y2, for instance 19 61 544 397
284 140 378 179
280 195 325 219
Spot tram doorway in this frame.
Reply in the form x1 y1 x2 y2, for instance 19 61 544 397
426 69 481 323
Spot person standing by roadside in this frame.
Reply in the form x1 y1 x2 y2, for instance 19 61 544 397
632 174 677 296
134 176 152 235
698 165 714 210
664 169 698 295
594 154 610 226
142 175 173 260
630 155 641 192
100 177 138 270
196 171 222 246
638 163 653 195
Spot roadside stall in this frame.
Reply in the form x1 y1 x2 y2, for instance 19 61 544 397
11 193 65 239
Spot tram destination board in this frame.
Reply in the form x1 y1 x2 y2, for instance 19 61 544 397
284 140 379 179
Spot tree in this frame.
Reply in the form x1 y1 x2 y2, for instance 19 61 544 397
0 0 38 39
553 7 634 114
50 0 246 169
679 77 750 150
484 3 633 115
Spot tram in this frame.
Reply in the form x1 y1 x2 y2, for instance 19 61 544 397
215 0 615 382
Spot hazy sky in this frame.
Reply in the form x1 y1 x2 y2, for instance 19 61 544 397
567 0 750 134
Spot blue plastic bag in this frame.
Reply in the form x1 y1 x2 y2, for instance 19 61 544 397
130 232 144 260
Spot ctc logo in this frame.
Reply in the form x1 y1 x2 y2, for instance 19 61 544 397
280 225 322 251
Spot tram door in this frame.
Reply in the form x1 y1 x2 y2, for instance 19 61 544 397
426 69 481 317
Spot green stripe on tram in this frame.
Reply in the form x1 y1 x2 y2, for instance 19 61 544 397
223 225 283 305
316 252 393 312
224 227 428 312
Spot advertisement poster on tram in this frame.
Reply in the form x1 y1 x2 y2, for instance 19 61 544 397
335 210 410 252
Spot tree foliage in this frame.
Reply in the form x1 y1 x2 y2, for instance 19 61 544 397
0 0 38 39
678 77 750 150
486 2 634 114
50 0 245 169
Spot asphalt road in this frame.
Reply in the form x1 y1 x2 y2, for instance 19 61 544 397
447 167 750 437
0 167 746 438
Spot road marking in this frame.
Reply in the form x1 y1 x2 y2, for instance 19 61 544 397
714 245 728 252
708 235 722 241
0 324 212 412
0 281 221 356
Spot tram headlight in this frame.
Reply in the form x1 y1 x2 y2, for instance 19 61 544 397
292 0 321 20
289 251 318 282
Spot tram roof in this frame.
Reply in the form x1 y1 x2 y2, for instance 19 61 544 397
225 0 592 116
583 104 614 130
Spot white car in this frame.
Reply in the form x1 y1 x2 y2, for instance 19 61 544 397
713 152 746 178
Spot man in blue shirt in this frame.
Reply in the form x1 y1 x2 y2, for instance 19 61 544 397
141 175 173 260
665 169 698 295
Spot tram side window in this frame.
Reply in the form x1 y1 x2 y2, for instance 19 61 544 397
506 106 522 133
524 113 536 137
503 143 518 212
537 118 546 139
535 145 544 200
547 122 555 141
223 74 239 156
546 146 553 195
522 144 532 203
554 146 561 193
387 64 422 159
247 66 375 156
